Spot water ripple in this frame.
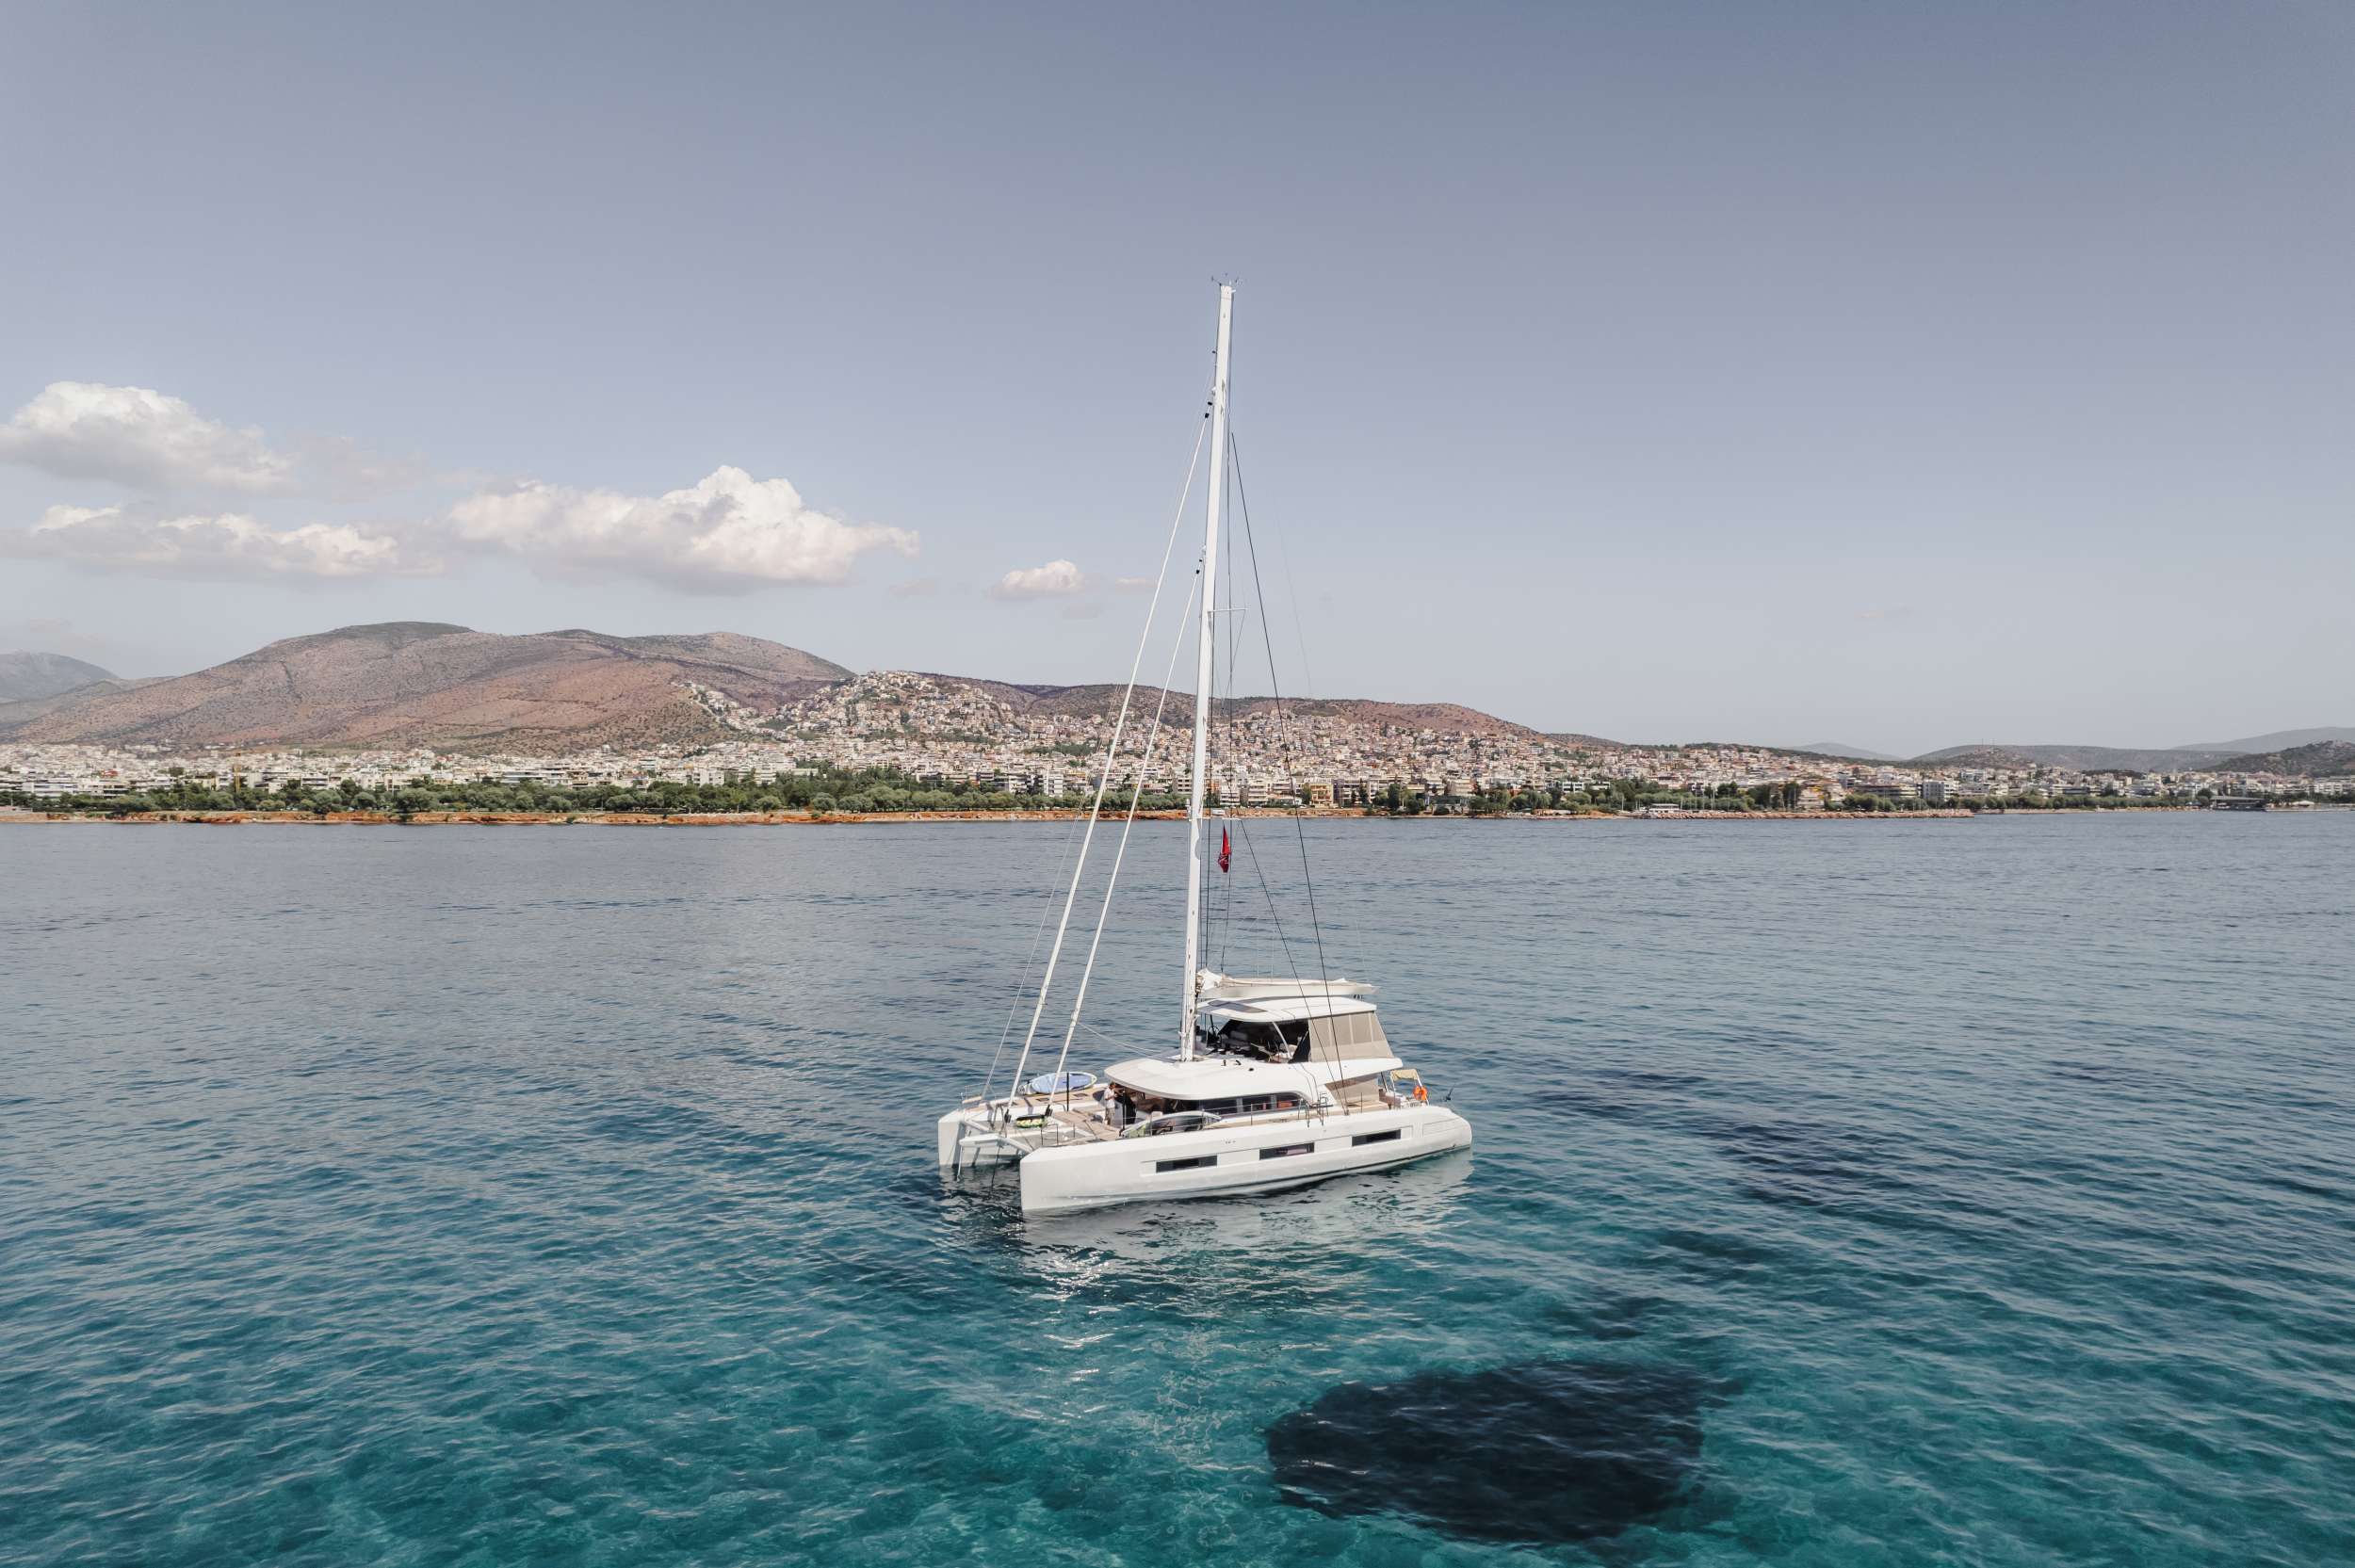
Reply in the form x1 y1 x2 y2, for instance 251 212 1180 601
3 816 2351 1564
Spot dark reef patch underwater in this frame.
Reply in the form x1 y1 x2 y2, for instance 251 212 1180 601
1266 1359 1721 1545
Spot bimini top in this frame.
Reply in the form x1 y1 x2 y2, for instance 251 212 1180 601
1200 994 1378 1030
1196 970 1374 1005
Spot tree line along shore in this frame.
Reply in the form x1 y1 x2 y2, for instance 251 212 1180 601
4 763 2316 823
7 762 2193 822
0 763 2167 824
13 762 2273 825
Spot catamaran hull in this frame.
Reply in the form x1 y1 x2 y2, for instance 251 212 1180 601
1013 1105 1470 1215
936 1107 1030 1168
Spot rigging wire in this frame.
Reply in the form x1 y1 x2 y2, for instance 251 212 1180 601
1227 813 1307 992
1227 428 1333 990
1047 571 1199 1092
972 804 1096 1107
1211 391 1253 977
1227 425 1344 1093
1210 448 1235 976
994 412 1208 1113
1233 430 1323 727
1199 418 1323 1001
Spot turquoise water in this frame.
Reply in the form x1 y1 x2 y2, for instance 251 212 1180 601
4 815 2351 1565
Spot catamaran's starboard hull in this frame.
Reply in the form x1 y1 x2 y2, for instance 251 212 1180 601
1011 1105 1470 1214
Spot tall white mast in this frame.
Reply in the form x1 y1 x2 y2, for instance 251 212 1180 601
1178 283 1234 1060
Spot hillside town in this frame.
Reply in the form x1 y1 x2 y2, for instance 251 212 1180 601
4 670 2349 811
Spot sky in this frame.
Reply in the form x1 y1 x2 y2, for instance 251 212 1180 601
3 1 2350 756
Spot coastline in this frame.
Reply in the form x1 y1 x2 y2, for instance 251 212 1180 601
8 805 2037 826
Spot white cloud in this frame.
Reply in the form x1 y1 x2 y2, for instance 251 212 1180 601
0 381 296 493
443 466 915 591
1113 575 1157 593
2 466 912 590
1 377 916 590
6 504 428 579
989 558 1089 600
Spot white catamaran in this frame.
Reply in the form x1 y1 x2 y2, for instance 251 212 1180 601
934 284 1472 1214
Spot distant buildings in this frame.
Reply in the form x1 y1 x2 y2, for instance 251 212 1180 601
7 668 2352 810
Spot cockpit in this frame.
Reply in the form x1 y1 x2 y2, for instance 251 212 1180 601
1194 995 1392 1064
1196 1015 1315 1062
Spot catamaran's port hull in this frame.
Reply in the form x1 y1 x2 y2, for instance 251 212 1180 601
1010 1106 1471 1214
936 1107 1029 1168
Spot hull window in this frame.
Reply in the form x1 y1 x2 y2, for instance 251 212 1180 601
1156 1156 1219 1172
1259 1142 1314 1160
1351 1128 1402 1147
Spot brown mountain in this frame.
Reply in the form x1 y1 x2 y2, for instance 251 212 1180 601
2214 739 2355 777
0 622 847 751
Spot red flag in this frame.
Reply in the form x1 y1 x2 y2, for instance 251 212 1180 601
1218 827 1231 873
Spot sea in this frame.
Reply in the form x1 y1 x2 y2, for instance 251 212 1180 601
4 813 2350 1566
